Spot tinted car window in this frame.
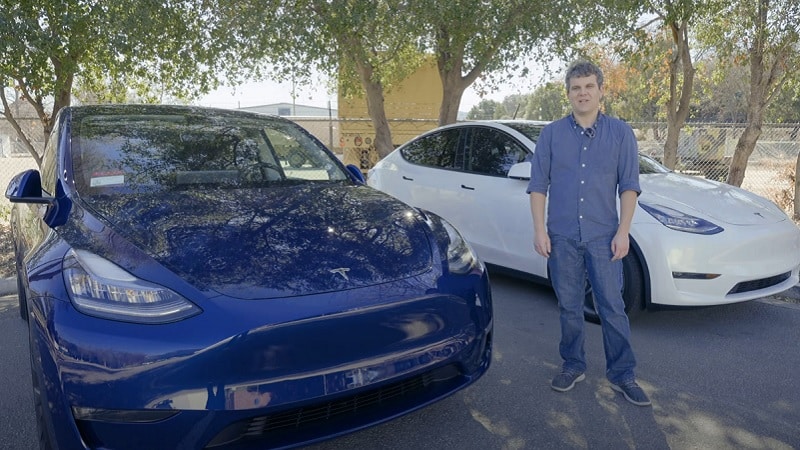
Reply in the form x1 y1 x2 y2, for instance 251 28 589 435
639 154 670 174
71 111 347 198
400 128 461 169
466 127 529 176
503 122 543 143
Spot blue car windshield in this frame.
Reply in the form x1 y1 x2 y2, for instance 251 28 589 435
71 109 347 197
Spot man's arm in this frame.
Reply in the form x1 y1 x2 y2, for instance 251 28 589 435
611 190 637 261
530 192 550 258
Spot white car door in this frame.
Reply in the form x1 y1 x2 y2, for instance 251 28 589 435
455 126 546 277
370 127 469 234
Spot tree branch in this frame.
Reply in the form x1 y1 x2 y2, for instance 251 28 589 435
0 86 42 166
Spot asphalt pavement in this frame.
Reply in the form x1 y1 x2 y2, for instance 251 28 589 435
0 277 14 296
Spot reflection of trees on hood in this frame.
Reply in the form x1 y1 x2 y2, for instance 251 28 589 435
83 183 431 297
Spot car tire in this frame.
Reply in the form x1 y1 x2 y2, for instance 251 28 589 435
583 251 646 324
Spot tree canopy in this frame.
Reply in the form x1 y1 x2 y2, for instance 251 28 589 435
409 0 578 125
700 0 800 186
0 0 237 164
222 0 596 157
217 0 428 158
2 0 798 183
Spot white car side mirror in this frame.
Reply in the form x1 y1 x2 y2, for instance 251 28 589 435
507 161 531 180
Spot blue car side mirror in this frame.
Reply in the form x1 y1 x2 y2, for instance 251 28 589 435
6 169 71 227
345 164 366 184
5 169 53 204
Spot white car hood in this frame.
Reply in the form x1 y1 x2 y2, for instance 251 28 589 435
639 172 787 226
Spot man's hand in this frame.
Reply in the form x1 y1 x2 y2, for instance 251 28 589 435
534 230 551 258
611 232 629 261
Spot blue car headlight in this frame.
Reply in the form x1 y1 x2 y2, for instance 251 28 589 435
639 202 724 235
63 249 201 324
439 218 481 275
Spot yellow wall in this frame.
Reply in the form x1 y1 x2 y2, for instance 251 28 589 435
339 58 442 170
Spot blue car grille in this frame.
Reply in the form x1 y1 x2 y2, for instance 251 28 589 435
728 271 791 295
206 364 463 448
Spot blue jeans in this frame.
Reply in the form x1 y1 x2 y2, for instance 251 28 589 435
548 234 637 384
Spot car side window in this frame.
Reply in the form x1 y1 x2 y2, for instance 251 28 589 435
400 129 461 169
466 127 528 177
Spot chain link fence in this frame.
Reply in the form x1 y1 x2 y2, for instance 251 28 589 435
630 122 800 216
1 117 41 220
2 117 799 218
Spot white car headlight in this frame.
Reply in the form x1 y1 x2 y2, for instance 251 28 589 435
639 202 724 235
63 249 201 324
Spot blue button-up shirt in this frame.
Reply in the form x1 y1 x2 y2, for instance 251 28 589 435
527 113 641 243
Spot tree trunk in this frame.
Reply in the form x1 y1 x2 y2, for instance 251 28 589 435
364 82 394 160
436 51 467 126
435 31 484 126
663 121 680 169
438 82 465 126
727 122 762 187
353 60 394 160
662 20 694 170
726 0 771 188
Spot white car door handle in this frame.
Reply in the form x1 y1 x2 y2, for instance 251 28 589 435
402 176 414 181
461 184 475 190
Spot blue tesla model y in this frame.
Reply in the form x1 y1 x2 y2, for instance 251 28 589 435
6 104 493 449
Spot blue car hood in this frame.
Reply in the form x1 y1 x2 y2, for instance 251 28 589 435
79 184 434 299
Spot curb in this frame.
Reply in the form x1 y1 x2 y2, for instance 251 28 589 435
0 277 16 296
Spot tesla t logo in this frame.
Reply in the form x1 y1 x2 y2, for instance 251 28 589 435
330 268 350 281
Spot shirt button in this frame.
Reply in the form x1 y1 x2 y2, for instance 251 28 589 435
579 215 583 219
583 147 588 150
580 198 584 202
580 180 585 184
581 163 586 167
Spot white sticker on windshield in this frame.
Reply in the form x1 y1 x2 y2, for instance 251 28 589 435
90 171 125 187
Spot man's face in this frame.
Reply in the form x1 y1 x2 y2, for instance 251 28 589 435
567 74 603 116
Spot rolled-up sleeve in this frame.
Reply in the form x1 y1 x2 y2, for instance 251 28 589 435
617 125 641 196
527 125 552 194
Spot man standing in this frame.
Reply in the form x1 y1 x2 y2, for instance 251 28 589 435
527 60 650 406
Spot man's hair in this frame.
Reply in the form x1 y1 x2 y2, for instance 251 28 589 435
565 61 604 91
